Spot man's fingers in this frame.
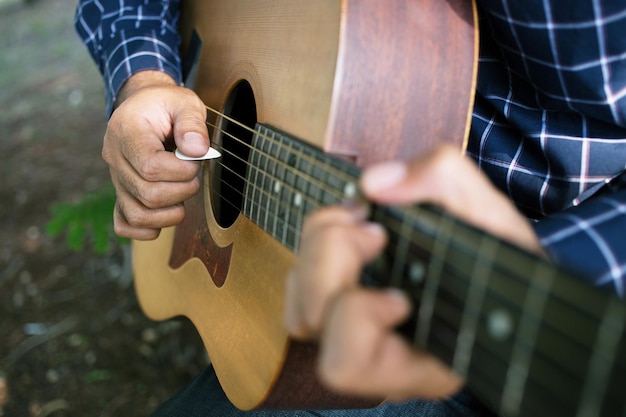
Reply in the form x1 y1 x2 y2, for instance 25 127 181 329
360 145 541 253
317 289 410 386
318 288 463 401
113 194 187 240
284 206 386 340
360 145 471 207
113 204 161 241
106 86 207 183
144 148 202 184
109 161 200 209
102 82 211 239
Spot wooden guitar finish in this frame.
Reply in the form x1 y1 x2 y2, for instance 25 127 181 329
132 0 478 411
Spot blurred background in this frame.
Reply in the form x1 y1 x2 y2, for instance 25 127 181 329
0 0 207 415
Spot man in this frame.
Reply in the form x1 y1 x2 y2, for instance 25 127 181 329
75 0 626 415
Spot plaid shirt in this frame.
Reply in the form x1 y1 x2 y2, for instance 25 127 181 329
74 0 182 115
75 0 626 297
471 1 626 297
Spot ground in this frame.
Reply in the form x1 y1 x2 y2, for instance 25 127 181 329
0 0 208 415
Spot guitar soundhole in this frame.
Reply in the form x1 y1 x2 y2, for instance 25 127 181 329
210 80 257 227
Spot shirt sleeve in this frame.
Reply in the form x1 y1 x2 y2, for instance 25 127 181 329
532 172 626 299
74 0 182 116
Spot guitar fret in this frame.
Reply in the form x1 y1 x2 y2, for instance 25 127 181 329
270 138 282 225
500 262 555 417
242 166 250 217
245 131 259 224
256 132 265 226
261 132 273 231
452 235 498 378
283 190 293 249
271 180 279 237
390 212 412 288
270 135 282 239
292 149 309 248
246 125 361 251
256 132 269 227
415 214 455 347
246 162 259 220
257 174 266 227
576 299 626 417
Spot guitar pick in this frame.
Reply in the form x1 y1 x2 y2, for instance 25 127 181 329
175 147 221 160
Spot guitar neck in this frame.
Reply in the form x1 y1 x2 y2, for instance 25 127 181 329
236 124 626 417
367 204 626 417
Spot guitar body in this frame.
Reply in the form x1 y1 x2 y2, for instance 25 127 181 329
133 0 478 411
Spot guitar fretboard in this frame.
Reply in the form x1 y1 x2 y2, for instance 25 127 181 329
243 125 361 251
238 124 626 417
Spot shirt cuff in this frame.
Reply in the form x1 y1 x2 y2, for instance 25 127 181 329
532 188 626 298
101 28 182 117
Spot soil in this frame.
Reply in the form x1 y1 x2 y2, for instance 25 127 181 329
0 0 208 415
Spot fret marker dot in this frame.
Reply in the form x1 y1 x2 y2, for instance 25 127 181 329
273 181 282 194
294 193 303 207
409 261 425 285
344 182 357 199
487 309 514 341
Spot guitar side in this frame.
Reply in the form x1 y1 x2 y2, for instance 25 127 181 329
133 0 478 411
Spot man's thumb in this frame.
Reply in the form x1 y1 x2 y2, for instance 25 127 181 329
174 113 210 157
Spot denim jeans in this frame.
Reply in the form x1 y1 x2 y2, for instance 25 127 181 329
152 365 497 417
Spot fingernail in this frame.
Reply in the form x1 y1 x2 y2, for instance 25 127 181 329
182 132 208 155
341 199 370 219
363 221 386 238
361 161 407 193
384 288 411 310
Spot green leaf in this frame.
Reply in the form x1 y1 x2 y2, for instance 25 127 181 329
45 184 127 254
83 369 114 384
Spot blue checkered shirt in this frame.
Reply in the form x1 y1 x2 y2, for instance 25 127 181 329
75 0 626 297
74 0 182 115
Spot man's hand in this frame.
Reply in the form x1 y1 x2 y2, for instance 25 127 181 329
103 71 210 240
284 145 542 401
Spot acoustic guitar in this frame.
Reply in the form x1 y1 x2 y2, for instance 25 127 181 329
131 1 626 416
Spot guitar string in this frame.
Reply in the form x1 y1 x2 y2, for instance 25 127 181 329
203 108 622 321
206 122 624 410
201 118 356 214
374 207 625 388
204 110 618 278
196 107 625 393
206 139 351 212
222 144 620 402
203 141 350 238
202 108 621 338
205 126 543 307
204 111 599 280
205 111 359 200
204 116 521 284
220 180 626 397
